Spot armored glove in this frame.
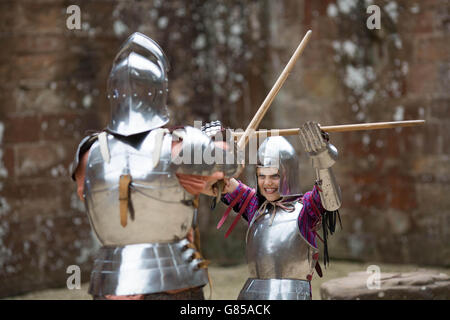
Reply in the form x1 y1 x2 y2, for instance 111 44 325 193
298 121 337 170
201 120 244 175
299 121 342 267
299 121 341 211
201 120 226 141
201 120 231 209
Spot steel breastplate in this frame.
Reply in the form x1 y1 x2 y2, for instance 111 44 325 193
246 201 318 280
84 131 194 246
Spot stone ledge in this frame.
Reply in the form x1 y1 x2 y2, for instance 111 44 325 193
320 269 450 300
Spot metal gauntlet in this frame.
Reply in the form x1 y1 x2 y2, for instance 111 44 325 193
299 122 342 211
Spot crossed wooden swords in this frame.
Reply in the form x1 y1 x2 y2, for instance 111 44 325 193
211 30 425 206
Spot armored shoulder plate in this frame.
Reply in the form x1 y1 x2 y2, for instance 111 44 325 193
172 126 242 177
70 133 100 180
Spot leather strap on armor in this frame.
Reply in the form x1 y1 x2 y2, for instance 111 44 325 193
190 195 213 299
185 241 212 299
255 198 296 226
315 261 323 277
119 174 132 227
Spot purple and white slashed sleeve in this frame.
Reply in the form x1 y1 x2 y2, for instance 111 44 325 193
298 185 325 248
222 181 259 223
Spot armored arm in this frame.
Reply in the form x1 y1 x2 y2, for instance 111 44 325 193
299 122 342 211
69 133 99 181
69 133 100 201
171 125 243 178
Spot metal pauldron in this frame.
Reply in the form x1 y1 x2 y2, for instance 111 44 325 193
172 126 243 177
69 133 99 180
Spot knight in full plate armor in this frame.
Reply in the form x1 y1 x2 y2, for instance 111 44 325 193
70 33 241 300
208 121 342 300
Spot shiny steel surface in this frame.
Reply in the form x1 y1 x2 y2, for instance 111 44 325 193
310 143 338 169
70 133 98 180
299 121 338 169
257 136 301 196
89 239 209 296
172 126 243 178
298 121 342 211
246 201 318 280
107 32 170 136
237 278 311 300
84 130 195 246
316 167 342 211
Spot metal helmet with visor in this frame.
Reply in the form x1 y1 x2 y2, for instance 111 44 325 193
107 32 170 136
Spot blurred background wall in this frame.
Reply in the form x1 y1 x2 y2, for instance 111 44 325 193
0 0 448 297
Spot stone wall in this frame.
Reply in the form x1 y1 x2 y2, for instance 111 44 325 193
0 0 448 297
0 0 270 297
267 0 450 267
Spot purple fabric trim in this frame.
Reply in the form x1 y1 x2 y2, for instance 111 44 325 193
298 185 324 248
222 181 259 222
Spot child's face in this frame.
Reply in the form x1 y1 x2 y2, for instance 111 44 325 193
257 167 281 202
